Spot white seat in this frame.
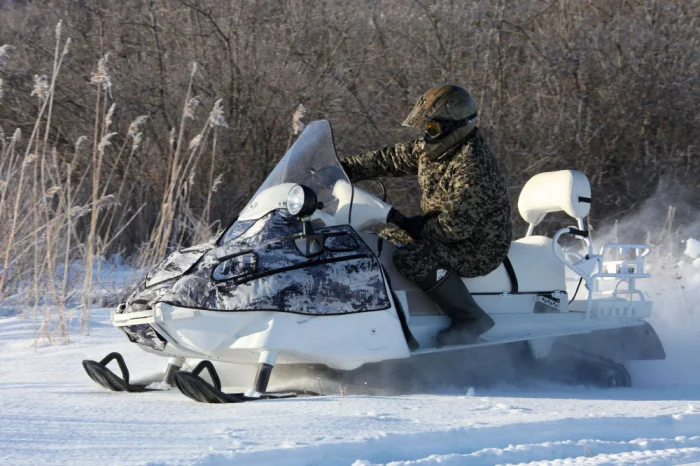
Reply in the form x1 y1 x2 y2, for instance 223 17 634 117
464 236 566 294
519 170 591 233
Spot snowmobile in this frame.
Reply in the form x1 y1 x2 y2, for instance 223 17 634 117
83 119 665 403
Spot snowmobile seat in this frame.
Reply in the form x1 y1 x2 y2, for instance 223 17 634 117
465 236 565 294
517 170 591 233
464 170 591 295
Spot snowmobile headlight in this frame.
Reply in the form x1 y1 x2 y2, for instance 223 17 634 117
286 184 318 218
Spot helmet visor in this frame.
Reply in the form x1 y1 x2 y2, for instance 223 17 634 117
402 102 428 128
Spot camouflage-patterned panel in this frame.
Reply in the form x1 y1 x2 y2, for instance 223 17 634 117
124 210 391 316
122 281 172 313
121 324 167 351
133 211 302 306
145 242 215 288
198 254 387 315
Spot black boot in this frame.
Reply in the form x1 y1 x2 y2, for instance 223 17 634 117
422 269 495 348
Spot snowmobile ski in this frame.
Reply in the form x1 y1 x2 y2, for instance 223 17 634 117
82 352 155 392
172 360 315 404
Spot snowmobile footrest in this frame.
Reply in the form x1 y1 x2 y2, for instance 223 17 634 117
82 352 150 392
172 360 313 403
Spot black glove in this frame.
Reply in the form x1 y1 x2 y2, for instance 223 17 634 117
387 207 407 226
387 208 427 240
402 215 428 240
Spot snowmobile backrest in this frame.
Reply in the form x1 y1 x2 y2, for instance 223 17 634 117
518 170 591 234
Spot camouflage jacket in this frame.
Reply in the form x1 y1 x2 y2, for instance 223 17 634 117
341 129 512 249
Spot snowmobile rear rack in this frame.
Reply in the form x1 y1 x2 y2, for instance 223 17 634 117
172 360 317 403
82 352 151 392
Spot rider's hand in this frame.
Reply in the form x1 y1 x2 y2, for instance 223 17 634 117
402 215 427 240
387 208 426 240
387 208 407 226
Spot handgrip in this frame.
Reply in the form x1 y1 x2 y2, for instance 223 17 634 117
568 228 589 238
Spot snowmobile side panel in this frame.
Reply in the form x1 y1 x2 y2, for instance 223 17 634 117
133 304 411 370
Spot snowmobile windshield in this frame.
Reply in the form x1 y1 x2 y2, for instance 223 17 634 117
249 120 350 223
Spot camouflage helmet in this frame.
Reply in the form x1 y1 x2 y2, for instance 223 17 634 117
402 85 478 141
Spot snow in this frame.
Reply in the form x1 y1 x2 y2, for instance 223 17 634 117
624 240 700 389
1 243 700 465
684 239 700 260
2 310 700 466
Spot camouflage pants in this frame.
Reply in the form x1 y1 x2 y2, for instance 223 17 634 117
380 227 504 287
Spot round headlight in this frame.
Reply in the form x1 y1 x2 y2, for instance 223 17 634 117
287 185 305 216
286 184 318 217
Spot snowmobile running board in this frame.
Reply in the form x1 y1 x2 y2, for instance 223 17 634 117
82 352 154 393
411 321 655 356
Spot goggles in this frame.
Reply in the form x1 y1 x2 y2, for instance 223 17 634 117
422 113 478 142
423 120 446 139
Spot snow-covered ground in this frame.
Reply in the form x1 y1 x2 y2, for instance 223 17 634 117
1 308 700 466
2 250 700 465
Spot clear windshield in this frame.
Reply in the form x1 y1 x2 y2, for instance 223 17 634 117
250 120 350 222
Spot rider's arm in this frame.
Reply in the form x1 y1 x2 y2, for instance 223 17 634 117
340 139 422 182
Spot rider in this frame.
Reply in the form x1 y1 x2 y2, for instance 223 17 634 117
340 84 512 347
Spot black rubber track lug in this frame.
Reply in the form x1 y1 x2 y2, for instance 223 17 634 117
82 352 151 393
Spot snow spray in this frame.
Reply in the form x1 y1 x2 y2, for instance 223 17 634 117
594 184 700 388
